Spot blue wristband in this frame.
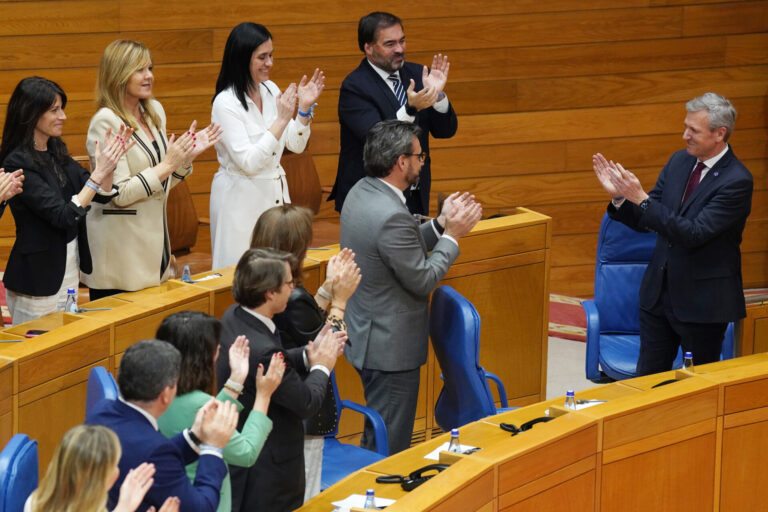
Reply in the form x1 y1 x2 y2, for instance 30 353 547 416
298 102 318 118
84 180 100 192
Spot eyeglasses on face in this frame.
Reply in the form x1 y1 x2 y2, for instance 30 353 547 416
403 151 428 163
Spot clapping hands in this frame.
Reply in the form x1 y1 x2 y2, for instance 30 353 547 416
439 191 482 239
298 68 325 112
0 169 24 201
114 462 180 512
91 124 135 183
592 153 648 204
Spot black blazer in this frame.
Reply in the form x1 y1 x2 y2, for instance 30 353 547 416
609 147 753 323
216 304 329 511
2 148 115 296
330 58 458 214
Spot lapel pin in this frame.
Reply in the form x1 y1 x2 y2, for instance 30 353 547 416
713 171 719 177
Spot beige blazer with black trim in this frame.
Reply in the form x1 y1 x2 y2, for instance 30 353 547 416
82 100 192 291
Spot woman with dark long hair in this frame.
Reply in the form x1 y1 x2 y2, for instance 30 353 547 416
250 204 360 500
155 310 284 512
0 76 130 324
209 22 325 269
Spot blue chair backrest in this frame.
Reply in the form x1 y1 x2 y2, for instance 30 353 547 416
594 213 657 333
86 366 119 417
430 286 496 430
0 434 38 512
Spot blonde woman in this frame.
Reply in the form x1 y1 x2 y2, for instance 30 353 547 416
84 40 222 299
25 424 179 512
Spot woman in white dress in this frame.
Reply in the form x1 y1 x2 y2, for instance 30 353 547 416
210 22 325 269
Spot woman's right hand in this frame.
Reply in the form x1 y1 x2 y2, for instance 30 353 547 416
91 125 135 183
332 256 362 305
114 462 155 512
276 83 298 123
228 335 250 385
162 129 195 171
0 169 24 201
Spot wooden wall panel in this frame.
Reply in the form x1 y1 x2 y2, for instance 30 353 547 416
0 0 765 297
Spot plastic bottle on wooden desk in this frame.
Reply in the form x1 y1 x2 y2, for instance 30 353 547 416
447 428 462 453
564 389 576 410
683 351 694 372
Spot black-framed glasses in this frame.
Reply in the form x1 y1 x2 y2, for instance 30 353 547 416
403 152 428 163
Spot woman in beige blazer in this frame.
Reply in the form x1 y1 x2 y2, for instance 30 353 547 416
84 40 222 299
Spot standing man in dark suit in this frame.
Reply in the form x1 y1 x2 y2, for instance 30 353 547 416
86 339 239 512
593 92 753 375
329 11 458 215
341 120 481 453
216 248 347 512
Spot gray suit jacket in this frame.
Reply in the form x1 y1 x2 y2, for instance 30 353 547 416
340 177 460 371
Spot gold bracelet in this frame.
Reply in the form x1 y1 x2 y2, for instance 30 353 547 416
331 304 346 313
224 384 241 395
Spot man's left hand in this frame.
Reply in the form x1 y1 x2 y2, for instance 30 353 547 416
423 54 449 96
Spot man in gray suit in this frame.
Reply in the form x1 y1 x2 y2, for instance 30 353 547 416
340 120 482 453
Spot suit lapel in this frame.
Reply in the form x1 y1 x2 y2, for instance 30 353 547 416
359 59 401 115
233 306 280 344
368 178 428 252
680 148 733 215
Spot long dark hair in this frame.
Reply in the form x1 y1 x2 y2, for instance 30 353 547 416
0 77 69 167
213 22 272 111
155 311 222 395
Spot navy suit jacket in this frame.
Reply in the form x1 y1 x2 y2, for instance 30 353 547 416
609 147 753 323
86 399 227 512
330 58 458 214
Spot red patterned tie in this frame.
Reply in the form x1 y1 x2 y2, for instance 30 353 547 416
682 161 706 204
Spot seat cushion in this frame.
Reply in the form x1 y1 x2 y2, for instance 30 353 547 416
321 438 385 490
599 334 684 380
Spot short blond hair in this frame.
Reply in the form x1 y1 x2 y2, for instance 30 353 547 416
96 40 162 130
28 425 121 512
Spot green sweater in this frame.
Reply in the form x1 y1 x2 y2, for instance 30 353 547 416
157 389 272 512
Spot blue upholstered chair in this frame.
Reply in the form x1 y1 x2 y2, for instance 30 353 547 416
86 366 119 417
583 213 735 381
0 434 38 512
321 371 388 490
430 285 511 432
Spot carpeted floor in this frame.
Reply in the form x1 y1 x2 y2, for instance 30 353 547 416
548 293 587 342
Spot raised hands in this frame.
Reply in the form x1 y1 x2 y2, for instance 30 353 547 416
330 251 361 306
228 335 250 386
114 462 157 512
0 169 24 201
442 191 482 239
592 153 648 204
298 68 326 112
306 323 348 370
163 130 196 172
185 120 223 162
423 54 450 97
406 78 438 112
276 83 298 123
192 398 239 449
254 352 285 410
91 124 135 183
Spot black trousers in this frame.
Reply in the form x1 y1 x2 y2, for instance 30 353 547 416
636 279 727 376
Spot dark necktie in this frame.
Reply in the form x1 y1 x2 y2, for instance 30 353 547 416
682 161 706 204
388 73 407 107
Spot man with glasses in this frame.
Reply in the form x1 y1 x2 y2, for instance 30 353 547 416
340 120 481 453
216 248 347 511
329 11 458 215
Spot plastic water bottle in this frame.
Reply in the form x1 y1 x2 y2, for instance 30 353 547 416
564 389 576 410
447 428 462 453
181 265 192 283
64 288 77 313
363 488 376 509
683 351 694 372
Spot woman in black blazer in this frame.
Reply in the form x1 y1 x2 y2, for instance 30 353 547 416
0 77 131 324
250 204 360 501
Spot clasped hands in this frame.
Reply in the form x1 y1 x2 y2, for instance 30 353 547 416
438 191 483 239
306 323 347 370
592 153 649 205
406 54 450 111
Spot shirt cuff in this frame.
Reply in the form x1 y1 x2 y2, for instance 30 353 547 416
309 364 331 377
433 95 450 113
611 197 626 208
396 105 416 123
442 234 459 246
71 194 82 208
199 445 224 459
183 428 201 454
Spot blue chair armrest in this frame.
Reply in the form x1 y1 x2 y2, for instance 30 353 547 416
339 399 389 456
582 299 602 381
721 322 735 360
483 371 508 408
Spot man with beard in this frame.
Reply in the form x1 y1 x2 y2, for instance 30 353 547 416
329 11 458 215
340 120 481 453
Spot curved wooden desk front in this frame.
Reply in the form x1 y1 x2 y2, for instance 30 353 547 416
300 354 768 512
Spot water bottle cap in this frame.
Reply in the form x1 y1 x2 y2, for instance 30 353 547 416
366 489 374 494
684 351 692 358
566 389 575 396
67 288 76 293
451 428 459 435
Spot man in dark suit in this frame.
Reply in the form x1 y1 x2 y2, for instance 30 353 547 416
86 339 238 512
593 92 753 375
216 248 346 512
341 120 481 453
329 11 458 215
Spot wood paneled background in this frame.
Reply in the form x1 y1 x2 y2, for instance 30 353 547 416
0 0 766 296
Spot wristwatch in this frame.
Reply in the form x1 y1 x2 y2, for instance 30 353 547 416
405 103 418 116
639 198 650 211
